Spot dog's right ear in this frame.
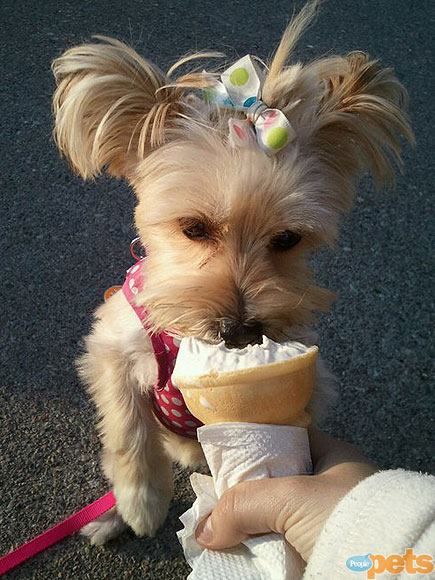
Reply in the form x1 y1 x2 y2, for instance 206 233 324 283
52 37 214 180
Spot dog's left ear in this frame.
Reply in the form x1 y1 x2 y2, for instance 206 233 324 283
304 51 415 186
262 1 414 199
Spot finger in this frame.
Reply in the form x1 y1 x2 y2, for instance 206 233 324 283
195 478 294 550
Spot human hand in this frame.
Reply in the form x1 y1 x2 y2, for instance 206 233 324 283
195 428 377 562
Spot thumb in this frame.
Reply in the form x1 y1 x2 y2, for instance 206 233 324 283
195 478 295 550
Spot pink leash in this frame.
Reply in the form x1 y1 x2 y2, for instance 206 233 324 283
0 492 116 576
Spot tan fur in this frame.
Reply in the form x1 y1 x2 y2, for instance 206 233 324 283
52 0 413 543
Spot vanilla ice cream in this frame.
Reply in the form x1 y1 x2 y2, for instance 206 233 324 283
173 336 310 378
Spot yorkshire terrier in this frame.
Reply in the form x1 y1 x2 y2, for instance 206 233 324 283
51 0 413 545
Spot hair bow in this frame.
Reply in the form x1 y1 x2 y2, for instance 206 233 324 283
204 55 296 154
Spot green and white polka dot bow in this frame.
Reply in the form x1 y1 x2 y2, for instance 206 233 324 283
204 55 296 154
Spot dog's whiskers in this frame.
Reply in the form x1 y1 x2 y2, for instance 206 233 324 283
289 287 309 310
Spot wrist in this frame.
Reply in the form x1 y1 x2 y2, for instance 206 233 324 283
318 461 378 486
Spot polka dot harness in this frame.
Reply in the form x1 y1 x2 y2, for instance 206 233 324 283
122 260 203 439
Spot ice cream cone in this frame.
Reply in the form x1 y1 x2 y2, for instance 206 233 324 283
173 339 318 427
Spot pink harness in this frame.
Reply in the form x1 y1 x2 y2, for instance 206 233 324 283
122 260 203 439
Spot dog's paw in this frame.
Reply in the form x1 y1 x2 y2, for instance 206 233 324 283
114 483 171 537
80 507 127 545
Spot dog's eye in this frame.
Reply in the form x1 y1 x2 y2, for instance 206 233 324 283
180 218 210 241
270 230 302 251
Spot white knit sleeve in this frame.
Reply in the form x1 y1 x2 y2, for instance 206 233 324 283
303 469 435 579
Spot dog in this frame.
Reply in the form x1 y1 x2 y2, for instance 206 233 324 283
51 0 413 545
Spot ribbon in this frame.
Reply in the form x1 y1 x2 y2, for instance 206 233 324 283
204 55 296 154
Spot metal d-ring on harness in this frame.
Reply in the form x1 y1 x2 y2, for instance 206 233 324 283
129 236 147 261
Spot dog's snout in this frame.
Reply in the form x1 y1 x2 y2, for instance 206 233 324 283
219 318 263 349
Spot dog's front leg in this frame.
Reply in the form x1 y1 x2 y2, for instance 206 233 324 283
99 397 173 541
79 294 173 544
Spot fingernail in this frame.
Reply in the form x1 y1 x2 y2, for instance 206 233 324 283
196 516 213 545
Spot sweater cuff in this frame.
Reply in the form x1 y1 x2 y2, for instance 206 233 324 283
304 469 435 579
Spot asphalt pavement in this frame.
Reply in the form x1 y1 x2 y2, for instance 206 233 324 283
1 0 433 578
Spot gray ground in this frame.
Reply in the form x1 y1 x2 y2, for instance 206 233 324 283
1 0 433 578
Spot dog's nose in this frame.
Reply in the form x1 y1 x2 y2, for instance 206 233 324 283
219 319 263 349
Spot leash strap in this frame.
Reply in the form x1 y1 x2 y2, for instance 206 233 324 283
0 492 116 576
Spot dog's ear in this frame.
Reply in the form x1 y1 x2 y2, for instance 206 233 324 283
304 52 414 186
262 1 414 193
52 37 215 180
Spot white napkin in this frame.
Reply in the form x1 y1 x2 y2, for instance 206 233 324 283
177 423 312 579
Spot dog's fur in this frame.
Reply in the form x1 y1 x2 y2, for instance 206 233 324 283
51 1 413 544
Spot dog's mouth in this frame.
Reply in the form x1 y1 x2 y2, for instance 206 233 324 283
170 321 295 350
217 319 264 349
